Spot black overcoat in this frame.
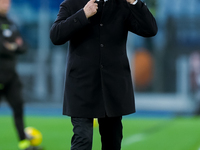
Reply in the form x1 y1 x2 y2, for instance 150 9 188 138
50 0 157 118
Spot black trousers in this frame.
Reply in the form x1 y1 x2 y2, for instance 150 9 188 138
0 74 26 141
71 116 123 150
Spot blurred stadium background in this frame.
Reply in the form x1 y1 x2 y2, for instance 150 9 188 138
1 0 200 149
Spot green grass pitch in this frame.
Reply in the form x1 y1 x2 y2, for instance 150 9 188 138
0 115 200 150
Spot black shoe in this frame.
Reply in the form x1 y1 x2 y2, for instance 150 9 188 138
32 146 44 150
25 146 44 150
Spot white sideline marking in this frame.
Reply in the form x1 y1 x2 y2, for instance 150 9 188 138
122 133 146 146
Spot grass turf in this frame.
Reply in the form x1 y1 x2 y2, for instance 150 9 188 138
0 115 200 150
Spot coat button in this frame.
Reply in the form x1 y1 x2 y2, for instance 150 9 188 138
73 19 77 22
100 65 103 69
100 44 104 47
100 24 103 26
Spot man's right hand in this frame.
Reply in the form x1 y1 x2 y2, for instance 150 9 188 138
3 41 18 51
83 0 98 18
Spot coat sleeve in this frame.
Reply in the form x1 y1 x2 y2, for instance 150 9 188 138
0 24 27 55
126 0 158 37
50 1 90 45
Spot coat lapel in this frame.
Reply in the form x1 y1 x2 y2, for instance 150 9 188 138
101 0 117 23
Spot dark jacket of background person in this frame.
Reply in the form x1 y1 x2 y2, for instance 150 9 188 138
0 15 26 84
50 0 157 118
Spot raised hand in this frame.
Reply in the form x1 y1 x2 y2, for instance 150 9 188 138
126 0 136 4
83 0 98 18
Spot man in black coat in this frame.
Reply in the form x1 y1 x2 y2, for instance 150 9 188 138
50 0 157 149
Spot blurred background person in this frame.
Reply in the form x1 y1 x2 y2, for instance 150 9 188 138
0 0 42 149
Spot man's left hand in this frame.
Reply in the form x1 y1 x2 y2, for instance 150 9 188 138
126 0 136 4
15 37 23 47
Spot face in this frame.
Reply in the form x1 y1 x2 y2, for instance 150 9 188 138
0 0 11 15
